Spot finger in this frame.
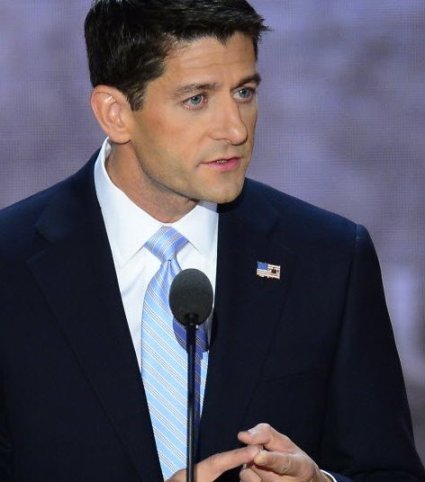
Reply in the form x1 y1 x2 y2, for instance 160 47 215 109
196 445 261 480
166 446 261 482
238 423 297 453
255 449 294 475
239 465 262 482
252 449 318 480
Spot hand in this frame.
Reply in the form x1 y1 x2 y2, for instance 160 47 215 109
238 423 331 482
166 444 261 482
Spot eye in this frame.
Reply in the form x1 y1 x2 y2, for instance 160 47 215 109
182 94 207 110
235 87 256 102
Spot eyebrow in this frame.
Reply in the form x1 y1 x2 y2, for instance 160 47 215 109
173 73 262 98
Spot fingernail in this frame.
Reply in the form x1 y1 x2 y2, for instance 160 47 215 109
254 449 268 465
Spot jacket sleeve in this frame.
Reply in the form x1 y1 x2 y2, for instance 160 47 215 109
320 225 425 481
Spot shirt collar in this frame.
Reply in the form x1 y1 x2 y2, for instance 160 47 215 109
94 139 218 266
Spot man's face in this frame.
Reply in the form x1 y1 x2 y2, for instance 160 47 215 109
116 32 259 220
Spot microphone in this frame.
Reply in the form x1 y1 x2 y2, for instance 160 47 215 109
169 269 213 482
169 268 213 326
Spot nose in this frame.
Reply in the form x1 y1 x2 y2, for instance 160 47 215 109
210 97 249 146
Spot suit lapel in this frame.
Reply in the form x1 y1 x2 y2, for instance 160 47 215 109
27 160 162 481
199 182 296 459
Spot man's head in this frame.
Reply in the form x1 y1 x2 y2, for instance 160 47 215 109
86 1 268 221
85 0 268 110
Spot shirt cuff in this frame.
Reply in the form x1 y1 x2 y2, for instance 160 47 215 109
321 470 337 482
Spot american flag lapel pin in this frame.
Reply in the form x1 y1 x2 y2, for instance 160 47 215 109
256 261 281 280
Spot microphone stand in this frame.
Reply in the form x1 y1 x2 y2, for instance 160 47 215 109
169 269 213 482
185 313 198 482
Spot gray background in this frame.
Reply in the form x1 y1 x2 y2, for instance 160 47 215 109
1 0 424 464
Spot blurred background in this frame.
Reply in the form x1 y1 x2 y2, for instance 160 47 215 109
1 0 424 464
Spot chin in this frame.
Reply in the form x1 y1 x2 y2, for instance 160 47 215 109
207 184 244 205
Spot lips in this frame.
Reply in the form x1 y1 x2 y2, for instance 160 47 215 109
207 156 241 164
204 156 241 172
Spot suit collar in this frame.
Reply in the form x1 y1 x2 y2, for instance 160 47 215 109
29 155 162 481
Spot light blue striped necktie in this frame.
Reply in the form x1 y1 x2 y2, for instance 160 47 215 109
141 226 208 479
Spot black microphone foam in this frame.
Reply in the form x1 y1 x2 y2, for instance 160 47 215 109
169 268 213 326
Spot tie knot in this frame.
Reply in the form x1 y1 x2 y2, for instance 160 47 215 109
144 226 188 263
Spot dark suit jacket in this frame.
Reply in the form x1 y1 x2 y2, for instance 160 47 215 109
0 152 424 482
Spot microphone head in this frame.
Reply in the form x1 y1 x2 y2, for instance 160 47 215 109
169 268 213 326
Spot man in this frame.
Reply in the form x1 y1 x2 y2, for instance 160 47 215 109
0 1 424 481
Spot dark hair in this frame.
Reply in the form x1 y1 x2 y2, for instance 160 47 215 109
84 0 269 110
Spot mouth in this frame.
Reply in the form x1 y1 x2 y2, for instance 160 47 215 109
204 157 241 172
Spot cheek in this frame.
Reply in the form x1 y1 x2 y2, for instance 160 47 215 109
153 121 195 157
138 122 183 160
245 107 258 128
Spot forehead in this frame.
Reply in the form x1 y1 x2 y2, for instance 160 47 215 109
160 33 257 85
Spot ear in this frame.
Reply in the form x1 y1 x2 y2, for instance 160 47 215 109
90 85 131 144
